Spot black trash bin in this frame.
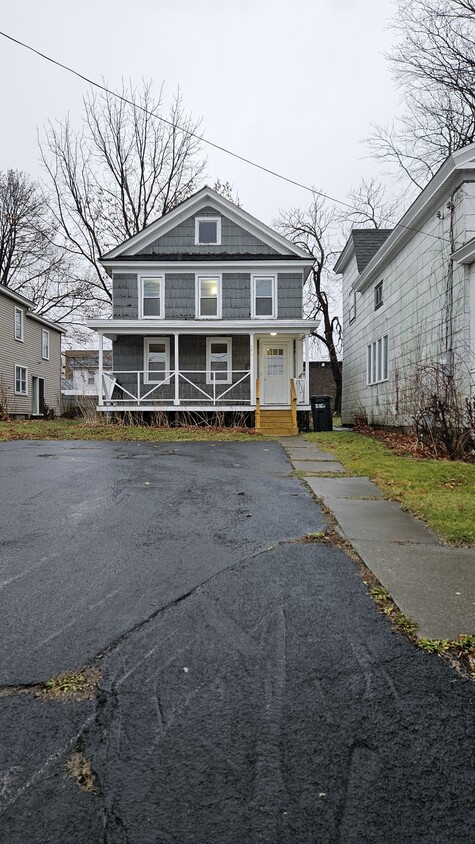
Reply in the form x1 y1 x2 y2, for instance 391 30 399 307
310 395 333 432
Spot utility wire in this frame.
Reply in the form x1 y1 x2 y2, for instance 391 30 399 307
0 28 454 246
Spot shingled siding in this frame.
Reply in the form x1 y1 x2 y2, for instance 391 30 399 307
222 274 251 319
139 208 280 256
277 273 303 318
165 274 195 318
113 274 139 319
112 335 251 403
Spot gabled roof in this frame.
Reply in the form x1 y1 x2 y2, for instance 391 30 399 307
0 284 66 333
334 229 393 275
101 186 313 262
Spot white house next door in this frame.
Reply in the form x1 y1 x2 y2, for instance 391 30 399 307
261 340 290 405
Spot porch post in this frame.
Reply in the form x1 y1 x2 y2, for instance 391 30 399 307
174 333 180 406
305 334 310 405
98 332 103 407
250 333 255 405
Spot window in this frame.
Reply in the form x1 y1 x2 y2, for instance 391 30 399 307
349 290 357 323
367 335 388 384
42 329 50 360
206 337 232 384
144 337 170 383
15 365 28 395
14 308 23 341
87 370 95 386
140 276 163 318
374 281 383 310
252 275 276 318
197 275 221 318
195 217 221 245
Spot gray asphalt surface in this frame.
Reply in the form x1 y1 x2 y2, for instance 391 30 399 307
1 440 475 843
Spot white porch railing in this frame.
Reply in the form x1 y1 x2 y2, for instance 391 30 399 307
294 377 308 405
100 370 252 407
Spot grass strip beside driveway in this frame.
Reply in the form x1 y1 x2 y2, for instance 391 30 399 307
307 431 475 546
0 419 265 443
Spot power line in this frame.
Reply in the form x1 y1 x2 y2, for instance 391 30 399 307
0 28 454 246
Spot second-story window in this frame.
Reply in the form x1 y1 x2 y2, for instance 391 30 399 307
141 276 163 318
197 276 221 318
252 275 276 318
195 217 221 245
374 281 383 310
14 307 23 341
42 329 50 360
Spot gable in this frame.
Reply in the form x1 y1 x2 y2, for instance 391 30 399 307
136 206 280 257
102 187 312 262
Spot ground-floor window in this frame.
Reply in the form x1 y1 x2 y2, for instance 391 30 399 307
206 337 232 384
15 365 28 395
144 337 170 383
367 335 388 385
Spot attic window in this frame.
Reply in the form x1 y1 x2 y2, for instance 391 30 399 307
195 217 221 245
374 281 383 310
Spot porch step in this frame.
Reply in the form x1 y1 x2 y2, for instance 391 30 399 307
256 409 298 437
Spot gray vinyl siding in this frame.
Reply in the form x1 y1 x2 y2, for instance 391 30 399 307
113 273 139 319
222 274 251 319
112 271 303 320
112 335 250 402
277 273 303 318
0 293 62 416
138 207 280 256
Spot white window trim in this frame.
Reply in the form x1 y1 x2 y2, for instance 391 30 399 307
206 337 232 385
196 274 222 319
367 335 388 385
42 329 50 360
144 337 171 384
139 275 165 319
15 364 28 396
251 274 277 319
194 216 222 245
14 307 24 342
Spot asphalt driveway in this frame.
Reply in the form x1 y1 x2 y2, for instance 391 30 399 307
1 440 475 843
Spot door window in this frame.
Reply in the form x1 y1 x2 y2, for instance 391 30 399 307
266 348 284 376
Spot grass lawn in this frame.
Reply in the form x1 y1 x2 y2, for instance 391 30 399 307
0 419 265 443
307 431 475 546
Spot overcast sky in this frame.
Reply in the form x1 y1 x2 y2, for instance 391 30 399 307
0 0 400 227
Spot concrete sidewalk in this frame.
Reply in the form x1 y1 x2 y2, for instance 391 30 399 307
280 437 475 640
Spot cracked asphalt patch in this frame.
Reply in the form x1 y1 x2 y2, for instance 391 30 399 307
1 440 475 843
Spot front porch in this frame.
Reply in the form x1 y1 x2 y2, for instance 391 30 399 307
91 321 314 432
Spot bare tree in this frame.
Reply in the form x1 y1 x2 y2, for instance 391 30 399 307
276 195 342 412
212 179 241 206
0 169 86 322
339 178 401 230
368 0 475 188
40 81 206 308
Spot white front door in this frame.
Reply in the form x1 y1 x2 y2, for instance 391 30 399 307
261 341 290 405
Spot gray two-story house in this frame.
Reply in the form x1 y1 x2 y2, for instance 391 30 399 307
88 187 316 434
0 285 65 417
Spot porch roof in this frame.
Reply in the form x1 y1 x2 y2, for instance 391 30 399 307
87 318 318 339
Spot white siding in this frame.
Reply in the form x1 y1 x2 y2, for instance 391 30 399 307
341 182 475 426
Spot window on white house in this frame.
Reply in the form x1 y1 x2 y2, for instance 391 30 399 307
195 217 221 245
144 337 170 383
87 370 95 386
206 337 232 384
14 308 23 341
197 276 221 318
252 275 276 318
42 329 50 360
374 281 383 310
141 277 163 317
367 335 388 384
15 365 28 395
349 290 357 323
